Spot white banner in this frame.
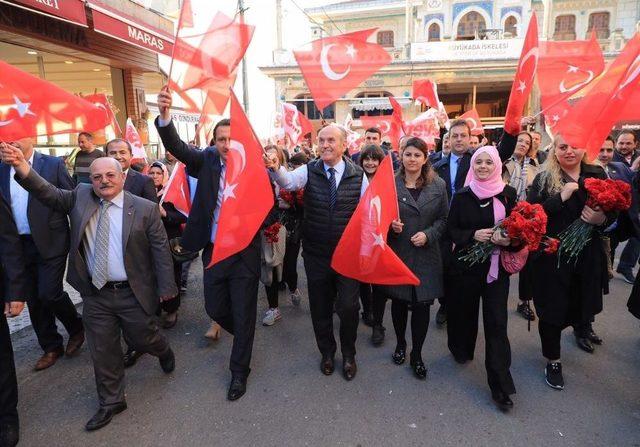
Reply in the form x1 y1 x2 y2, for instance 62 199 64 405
411 39 524 62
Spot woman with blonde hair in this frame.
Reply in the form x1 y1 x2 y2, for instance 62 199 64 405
528 134 613 390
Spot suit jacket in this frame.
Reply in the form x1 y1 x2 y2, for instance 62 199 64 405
124 169 158 203
17 169 177 315
612 150 639 167
0 152 74 259
607 161 640 241
0 191 27 303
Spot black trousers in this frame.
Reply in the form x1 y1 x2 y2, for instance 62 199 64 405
282 237 301 292
371 286 387 326
202 245 259 378
538 320 562 360
20 236 83 353
391 296 430 362
266 267 280 308
0 315 18 426
303 254 360 358
518 262 534 301
83 286 169 409
446 273 516 395
359 283 372 316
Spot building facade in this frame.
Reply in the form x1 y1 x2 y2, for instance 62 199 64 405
260 0 639 136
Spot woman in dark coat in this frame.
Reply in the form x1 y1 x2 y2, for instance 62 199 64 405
148 161 186 329
357 144 387 345
447 145 518 411
528 134 612 391
383 137 448 379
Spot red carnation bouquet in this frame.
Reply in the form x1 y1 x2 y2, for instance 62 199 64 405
264 222 283 243
558 178 631 264
279 189 304 208
460 201 553 265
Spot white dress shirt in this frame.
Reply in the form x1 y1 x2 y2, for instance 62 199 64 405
271 159 369 197
83 191 128 281
9 152 35 235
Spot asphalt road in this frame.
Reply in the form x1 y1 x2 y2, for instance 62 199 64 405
10 258 640 447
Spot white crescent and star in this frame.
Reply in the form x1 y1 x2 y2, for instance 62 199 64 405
377 121 391 134
558 65 594 94
223 141 248 202
515 47 538 94
320 43 356 81
0 94 35 127
368 195 385 249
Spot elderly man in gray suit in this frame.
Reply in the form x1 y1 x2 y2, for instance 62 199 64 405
0 144 177 432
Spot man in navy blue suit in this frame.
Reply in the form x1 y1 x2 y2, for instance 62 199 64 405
0 138 84 371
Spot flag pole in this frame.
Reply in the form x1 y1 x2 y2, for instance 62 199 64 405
167 0 187 87
390 154 400 219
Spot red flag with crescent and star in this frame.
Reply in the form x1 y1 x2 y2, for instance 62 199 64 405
360 115 403 151
412 79 440 109
537 34 605 130
282 102 314 147
459 108 484 136
160 162 192 217
503 13 539 135
83 93 122 137
331 155 420 285
0 60 110 141
293 29 392 110
207 91 274 267
555 33 640 160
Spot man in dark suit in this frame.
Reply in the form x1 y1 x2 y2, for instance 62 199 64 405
105 138 157 203
351 127 400 171
0 191 28 447
433 119 517 324
1 146 177 431
612 130 639 167
0 137 84 372
156 88 272 401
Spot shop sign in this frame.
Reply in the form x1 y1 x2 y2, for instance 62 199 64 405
411 38 523 62
1 0 87 26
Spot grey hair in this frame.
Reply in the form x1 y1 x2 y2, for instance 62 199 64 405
89 156 122 173
321 124 348 143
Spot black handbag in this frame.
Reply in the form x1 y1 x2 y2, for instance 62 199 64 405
169 237 199 263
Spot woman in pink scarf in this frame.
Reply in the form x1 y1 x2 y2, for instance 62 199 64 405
446 145 520 411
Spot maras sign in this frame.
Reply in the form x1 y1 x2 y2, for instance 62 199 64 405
127 25 166 52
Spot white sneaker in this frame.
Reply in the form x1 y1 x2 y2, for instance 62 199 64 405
290 289 301 306
262 308 282 326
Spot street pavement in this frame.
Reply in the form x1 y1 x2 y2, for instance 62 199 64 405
10 257 640 447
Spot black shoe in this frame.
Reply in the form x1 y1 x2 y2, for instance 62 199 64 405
435 305 447 325
227 376 247 401
410 359 427 380
361 311 374 327
0 422 19 447
371 325 385 346
320 354 335 376
85 403 127 431
516 302 536 321
491 390 514 411
617 268 635 284
159 348 175 373
586 328 603 345
575 335 595 353
123 348 144 368
545 362 564 390
342 357 357 381
392 345 406 365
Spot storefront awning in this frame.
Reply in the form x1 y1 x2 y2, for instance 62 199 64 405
0 0 87 27
86 0 174 57
349 97 412 112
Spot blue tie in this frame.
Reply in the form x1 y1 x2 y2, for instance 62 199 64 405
328 167 337 209
451 156 459 197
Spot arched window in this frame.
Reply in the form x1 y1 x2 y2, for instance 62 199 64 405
377 31 394 48
554 15 576 41
503 16 518 37
428 23 441 41
588 12 610 39
456 11 486 40
293 94 335 120
352 91 394 119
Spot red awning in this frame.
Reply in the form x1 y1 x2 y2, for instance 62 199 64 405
0 0 88 27
86 0 174 57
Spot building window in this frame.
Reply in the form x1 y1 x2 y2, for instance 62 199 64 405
377 30 394 47
352 91 394 119
554 15 576 41
588 12 610 39
292 94 334 120
456 11 487 40
503 16 518 37
428 23 441 41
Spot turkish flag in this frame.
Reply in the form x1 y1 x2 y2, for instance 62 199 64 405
161 162 192 216
555 33 640 160
0 60 110 141
83 93 122 137
282 102 314 146
360 116 403 151
503 13 539 135
179 0 194 29
331 155 419 285
413 79 440 109
405 109 439 145
294 29 392 110
124 118 147 160
459 109 484 136
345 128 364 155
207 92 274 267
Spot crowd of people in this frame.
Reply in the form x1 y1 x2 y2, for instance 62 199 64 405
1 86 639 446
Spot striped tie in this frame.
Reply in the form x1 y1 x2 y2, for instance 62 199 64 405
92 200 113 290
328 167 337 209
